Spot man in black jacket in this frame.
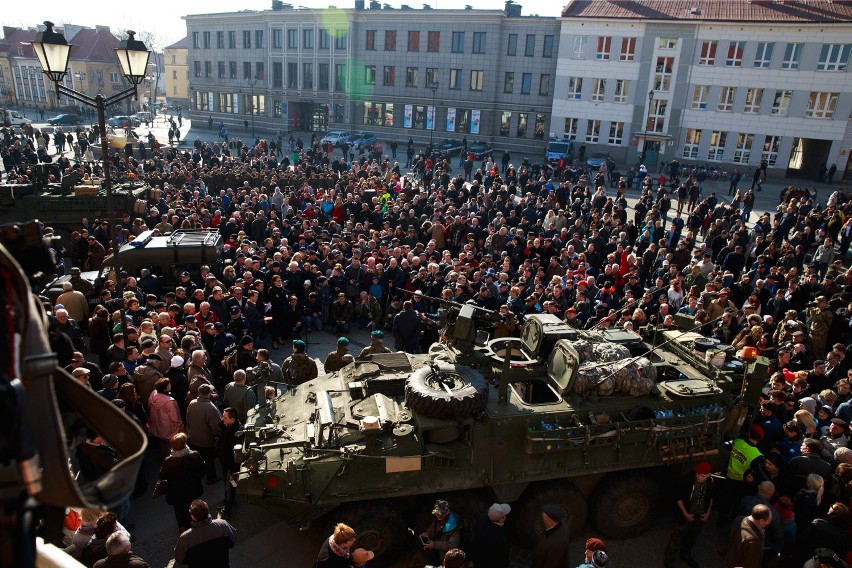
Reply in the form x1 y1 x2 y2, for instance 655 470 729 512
392 301 422 353
174 499 237 568
664 461 715 568
472 503 511 568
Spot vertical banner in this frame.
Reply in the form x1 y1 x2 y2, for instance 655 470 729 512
281 101 288 116
471 109 481 134
446 107 456 132
404 104 413 128
426 105 435 130
234 95 239 114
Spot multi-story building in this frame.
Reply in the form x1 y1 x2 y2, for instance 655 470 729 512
0 24 134 114
554 0 852 179
183 1 559 153
164 36 190 108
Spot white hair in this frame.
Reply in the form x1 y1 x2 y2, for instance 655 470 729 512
62 281 73 291
105 531 131 556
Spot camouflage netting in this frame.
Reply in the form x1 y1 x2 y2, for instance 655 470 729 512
568 339 657 398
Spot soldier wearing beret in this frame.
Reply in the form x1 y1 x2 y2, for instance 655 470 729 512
359 330 391 357
323 337 355 373
282 339 318 387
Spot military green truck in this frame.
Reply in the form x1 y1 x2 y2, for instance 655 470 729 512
237 311 765 564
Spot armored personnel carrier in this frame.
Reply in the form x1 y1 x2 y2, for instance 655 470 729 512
237 309 766 564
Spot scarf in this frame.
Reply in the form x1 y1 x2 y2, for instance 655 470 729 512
327 535 350 558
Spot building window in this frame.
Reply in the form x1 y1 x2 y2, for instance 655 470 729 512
335 32 347 51
500 111 511 136
406 67 419 87
708 131 727 161
504 72 514 93
781 43 802 70
818 44 852 71
255 62 265 80
517 112 528 137
564 117 578 138
217 31 225 49
428 31 440 52
771 90 792 116
256 30 264 49
217 61 226 78
718 86 736 112
366 30 375 50
762 135 781 166
413 105 427 129
243 31 251 49
591 78 605 102
608 121 624 145
287 62 298 88
754 42 773 68
228 31 236 49
287 30 298 49
319 29 330 50
733 133 753 164
318 63 329 90
192 32 199 49
646 99 667 132
365 65 375 85
658 37 677 49
654 57 673 92
683 128 701 158
539 74 550 96
243 62 252 80
229 62 237 79
203 32 210 49
567 77 582 100
620 37 636 61
543 35 554 58
596 36 611 60
303 29 314 50
426 68 438 86
726 41 744 67
173 70 177 79
691 85 709 109
534 114 546 139
384 30 396 51
194 92 210 111
408 31 420 52
744 88 763 113
473 33 486 54
449 69 461 90
507 34 517 56
335 64 346 91
273 99 284 118
302 63 313 88
219 93 235 113
457 109 470 132
699 40 716 65
806 92 838 119
273 62 283 87
613 79 629 103
521 73 532 94
452 32 464 53
524 34 535 57
470 70 484 91
383 66 395 86
586 119 601 142
572 35 587 59
273 29 282 49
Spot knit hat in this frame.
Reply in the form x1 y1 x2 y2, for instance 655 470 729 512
541 504 564 523
835 447 852 465
585 538 606 552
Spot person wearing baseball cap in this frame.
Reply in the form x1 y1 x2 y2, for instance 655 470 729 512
472 503 511 568
665 461 714 568
420 499 460 565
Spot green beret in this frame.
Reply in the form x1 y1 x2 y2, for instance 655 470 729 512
337 337 350 346
371 330 385 339
293 339 307 350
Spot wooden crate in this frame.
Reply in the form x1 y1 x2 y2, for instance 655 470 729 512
74 186 98 196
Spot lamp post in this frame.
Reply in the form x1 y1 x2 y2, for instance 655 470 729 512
31 21 150 330
246 76 258 138
641 89 654 163
429 81 438 150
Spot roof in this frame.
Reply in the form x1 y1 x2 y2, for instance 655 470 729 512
165 36 189 50
0 24 120 62
562 0 852 23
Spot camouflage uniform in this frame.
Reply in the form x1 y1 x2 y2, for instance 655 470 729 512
323 348 355 372
807 304 833 359
282 352 318 386
359 341 391 357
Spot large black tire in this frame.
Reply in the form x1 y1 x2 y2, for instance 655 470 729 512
325 503 408 567
589 474 661 538
405 362 487 419
511 480 588 549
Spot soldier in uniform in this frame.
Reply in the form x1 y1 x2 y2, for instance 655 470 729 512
324 337 355 373
282 339 318 387
68 266 96 299
359 330 391 357
807 295 833 359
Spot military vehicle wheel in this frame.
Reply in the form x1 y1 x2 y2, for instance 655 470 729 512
330 503 407 566
511 481 587 548
405 362 487 419
590 474 660 537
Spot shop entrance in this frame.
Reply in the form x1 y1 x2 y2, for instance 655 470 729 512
786 137 832 180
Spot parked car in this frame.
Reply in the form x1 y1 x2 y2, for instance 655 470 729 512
134 112 152 123
468 140 493 159
320 131 350 147
46 114 83 126
106 116 141 128
586 151 611 170
434 138 464 156
351 133 377 150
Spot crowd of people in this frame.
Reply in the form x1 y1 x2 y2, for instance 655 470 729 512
3 115 852 566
